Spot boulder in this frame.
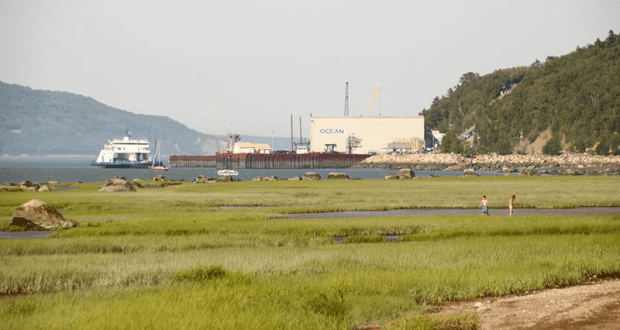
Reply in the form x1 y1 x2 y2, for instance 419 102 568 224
251 176 263 181
194 175 216 183
150 175 166 181
384 174 397 180
19 180 37 187
19 180 39 191
106 176 127 183
264 175 278 181
10 199 75 230
327 172 350 180
288 176 302 181
396 168 415 179
131 180 143 188
99 178 138 192
38 185 51 192
303 172 321 180
218 175 234 182
463 168 479 176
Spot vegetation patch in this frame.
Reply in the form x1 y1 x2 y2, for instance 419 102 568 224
0 177 619 329
173 265 228 283
383 312 478 330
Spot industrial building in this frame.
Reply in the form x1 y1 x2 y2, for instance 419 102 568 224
233 142 271 154
309 116 425 154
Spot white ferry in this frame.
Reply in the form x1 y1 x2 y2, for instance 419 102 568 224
91 131 152 168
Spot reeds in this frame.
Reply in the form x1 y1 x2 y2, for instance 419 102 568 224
1 176 619 329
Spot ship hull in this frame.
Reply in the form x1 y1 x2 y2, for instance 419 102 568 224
90 161 151 169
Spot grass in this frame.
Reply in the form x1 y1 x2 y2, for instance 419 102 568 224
0 176 620 329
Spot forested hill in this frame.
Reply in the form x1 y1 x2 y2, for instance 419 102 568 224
0 81 228 156
422 30 620 155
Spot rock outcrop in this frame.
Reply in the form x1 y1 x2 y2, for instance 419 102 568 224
19 181 39 191
384 174 397 180
363 153 620 167
150 175 166 181
10 199 75 230
327 172 350 180
362 153 620 175
463 168 479 176
194 175 216 183
99 177 138 192
396 168 415 179
303 172 321 180
217 175 234 182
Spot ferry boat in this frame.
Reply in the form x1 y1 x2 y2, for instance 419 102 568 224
91 131 152 168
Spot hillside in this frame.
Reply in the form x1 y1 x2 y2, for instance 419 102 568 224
422 30 620 155
0 82 292 156
0 81 227 156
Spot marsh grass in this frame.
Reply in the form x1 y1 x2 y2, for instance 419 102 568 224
383 312 478 330
1 176 620 329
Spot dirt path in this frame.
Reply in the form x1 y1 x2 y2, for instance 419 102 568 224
433 279 620 329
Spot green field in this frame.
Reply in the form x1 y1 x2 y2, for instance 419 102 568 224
1 176 619 330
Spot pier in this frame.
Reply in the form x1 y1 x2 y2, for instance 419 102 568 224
169 153 370 169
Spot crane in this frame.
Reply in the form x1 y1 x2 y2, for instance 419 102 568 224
364 86 382 116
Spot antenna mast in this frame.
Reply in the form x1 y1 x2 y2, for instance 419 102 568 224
290 114 294 151
344 82 349 116
299 116 303 145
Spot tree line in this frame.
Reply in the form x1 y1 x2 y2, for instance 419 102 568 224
421 30 620 155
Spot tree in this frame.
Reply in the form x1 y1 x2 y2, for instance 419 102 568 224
605 30 616 46
542 135 562 155
421 32 620 155
440 131 463 154
459 72 480 87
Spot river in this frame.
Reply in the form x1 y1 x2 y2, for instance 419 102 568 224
0 156 507 184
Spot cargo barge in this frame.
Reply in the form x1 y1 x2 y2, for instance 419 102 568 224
169 152 370 169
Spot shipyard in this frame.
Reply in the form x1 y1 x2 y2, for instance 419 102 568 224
170 85 434 170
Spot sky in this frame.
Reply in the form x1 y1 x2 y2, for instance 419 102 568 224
1 0 618 139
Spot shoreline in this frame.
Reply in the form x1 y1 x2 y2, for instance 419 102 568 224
355 153 620 175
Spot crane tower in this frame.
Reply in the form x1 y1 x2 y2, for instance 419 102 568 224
344 82 349 116
364 86 382 116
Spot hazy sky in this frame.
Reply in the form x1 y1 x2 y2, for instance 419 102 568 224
1 0 618 138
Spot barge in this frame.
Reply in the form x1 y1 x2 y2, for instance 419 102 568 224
169 152 370 169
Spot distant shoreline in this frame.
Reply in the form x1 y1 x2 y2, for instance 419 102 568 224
356 153 620 175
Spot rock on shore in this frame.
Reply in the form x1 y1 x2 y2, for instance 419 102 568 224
10 199 75 230
327 172 350 180
361 153 620 174
99 177 139 192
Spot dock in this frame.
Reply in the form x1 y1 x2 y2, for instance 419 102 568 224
169 153 370 169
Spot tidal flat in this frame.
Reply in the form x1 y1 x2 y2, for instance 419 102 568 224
1 176 619 330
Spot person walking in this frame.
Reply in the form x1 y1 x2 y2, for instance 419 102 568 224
509 195 517 216
480 196 489 216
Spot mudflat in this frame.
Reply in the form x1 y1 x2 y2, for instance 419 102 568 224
434 279 620 330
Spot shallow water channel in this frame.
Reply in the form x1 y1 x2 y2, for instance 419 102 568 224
288 207 620 218
3 208 618 240
289 207 620 243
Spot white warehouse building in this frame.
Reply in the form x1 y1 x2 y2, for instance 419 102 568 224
310 116 425 154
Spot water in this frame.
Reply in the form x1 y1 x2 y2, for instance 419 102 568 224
0 156 505 184
289 207 620 218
